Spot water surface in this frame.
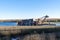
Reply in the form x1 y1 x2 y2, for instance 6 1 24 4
0 22 17 26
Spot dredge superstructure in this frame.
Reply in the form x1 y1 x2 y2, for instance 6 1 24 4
18 15 55 26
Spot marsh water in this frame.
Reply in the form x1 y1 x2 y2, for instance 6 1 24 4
0 22 17 26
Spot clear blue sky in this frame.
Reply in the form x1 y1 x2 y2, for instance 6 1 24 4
0 0 60 19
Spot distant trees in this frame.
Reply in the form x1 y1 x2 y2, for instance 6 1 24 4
46 20 60 22
57 20 60 22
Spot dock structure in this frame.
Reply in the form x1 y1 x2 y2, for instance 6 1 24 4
0 26 60 40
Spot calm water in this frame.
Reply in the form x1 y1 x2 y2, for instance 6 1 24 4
55 22 60 26
0 22 17 26
50 22 60 26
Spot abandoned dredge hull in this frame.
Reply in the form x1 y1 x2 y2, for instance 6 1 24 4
0 26 60 40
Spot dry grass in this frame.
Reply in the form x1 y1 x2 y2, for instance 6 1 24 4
0 26 59 35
